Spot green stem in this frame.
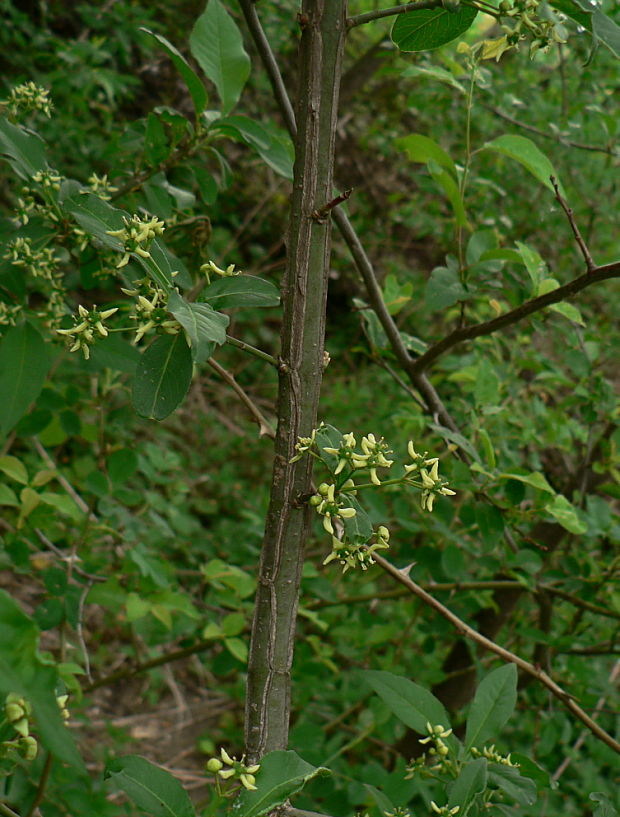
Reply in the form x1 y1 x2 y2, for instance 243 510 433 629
0 802 21 817
457 59 477 276
224 334 277 367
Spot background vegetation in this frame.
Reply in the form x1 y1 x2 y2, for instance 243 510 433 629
0 1 618 816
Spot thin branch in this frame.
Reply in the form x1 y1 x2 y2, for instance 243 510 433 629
25 751 52 817
552 660 620 781
551 176 596 272
32 438 96 520
83 638 213 692
33 528 106 583
206 357 275 438
347 0 444 28
0 802 21 817
410 261 620 373
372 552 620 755
224 333 278 367
485 105 617 155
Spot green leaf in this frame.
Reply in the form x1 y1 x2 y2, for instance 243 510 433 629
428 159 468 226
488 765 537 806
341 496 374 545
0 455 28 484
465 664 517 750
141 28 208 116
516 241 545 293
362 670 452 737
0 483 19 506
0 591 84 770
202 275 280 309
544 494 587 534
547 301 585 326
105 755 195 817
401 64 466 93
364 783 395 813
592 7 620 59
466 230 498 266
0 117 47 178
190 0 251 114
234 750 330 817
167 290 228 362
425 265 468 310
0 322 50 437
132 333 193 420
62 193 127 250
397 133 457 177
214 115 294 179
499 471 555 494
448 758 488 812
474 359 501 407
391 5 478 51
481 135 565 195
224 636 248 662
88 334 140 374
590 792 620 817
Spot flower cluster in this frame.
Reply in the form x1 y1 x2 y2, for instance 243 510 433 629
121 277 180 343
32 168 63 192
1 693 38 762
403 442 455 512
471 744 519 767
430 803 460 817
406 722 455 778
106 214 165 268
88 173 118 200
206 747 260 792
474 0 566 62
56 304 118 359
200 259 243 286
292 426 455 572
4 237 60 281
5 82 52 118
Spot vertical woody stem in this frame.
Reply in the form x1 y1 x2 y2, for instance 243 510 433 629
243 1 347 762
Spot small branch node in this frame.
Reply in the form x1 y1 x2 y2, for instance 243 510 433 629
550 175 596 273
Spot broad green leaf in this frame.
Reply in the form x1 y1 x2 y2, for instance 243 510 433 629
62 193 127 250
167 290 228 362
341 496 374 545
550 0 592 30
362 670 452 738
0 117 47 178
430 424 480 462
397 134 457 177
466 229 498 266
0 483 19 506
474 359 501 407
428 159 468 226
547 301 585 326
592 7 620 59
488 765 537 806
190 0 251 114
214 115 294 179
105 755 195 817
544 494 587 534
516 241 545 292
425 265 468 310
233 750 330 817
141 28 208 116
382 273 413 316
0 455 28 484
39 491 84 522
132 333 193 420
391 5 478 51
481 135 565 196
135 238 177 291
364 784 395 813
0 591 84 770
465 664 517 750
448 758 488 812
499 471 555 494
88 334 140 374
0 323 50 437
224 637 248 662
590 792 620 817
202 275 280 309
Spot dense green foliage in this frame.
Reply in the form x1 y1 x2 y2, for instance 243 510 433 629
0 1 619 816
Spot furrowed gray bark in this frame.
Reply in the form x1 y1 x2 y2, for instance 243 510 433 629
244 1 347 762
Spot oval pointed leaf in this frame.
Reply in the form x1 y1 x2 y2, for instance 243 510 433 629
363 670 452 737
190 0 251 114
391 5 478 52
481 135 565 195
167 290 229 362
544 494 587 534
141 28 208 115
448 758 488 811
202 275 280 309
465 664 517 750
133 334 193 420
213 115 294 179
233 750 330 817
397 133 457 177
0 322 50 437
105 755 195 817
0 117 47 178
62 193 127 250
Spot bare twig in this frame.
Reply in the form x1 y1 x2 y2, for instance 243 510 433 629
33 528 106 583
485 106 616 155
372 552 620 755
550 175 596 272
32 438 96 520
410 261 620 373
347 0 444 28
552 660 620 781
206 357 275 438
225 334 278 367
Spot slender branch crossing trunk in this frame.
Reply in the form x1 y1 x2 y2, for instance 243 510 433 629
244 1 347 762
